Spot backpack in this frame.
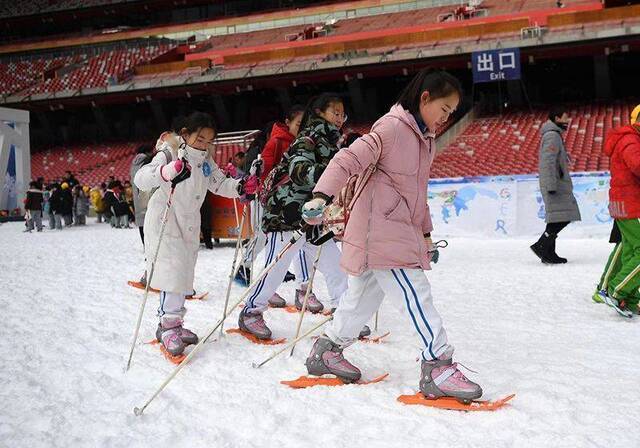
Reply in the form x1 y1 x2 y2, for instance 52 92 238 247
322 132 382 239
258 134 315 207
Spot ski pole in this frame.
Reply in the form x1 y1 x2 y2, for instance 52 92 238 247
289 245 323 357
133 231 304 416
125 185 175 372
219 205 247 337
253 314 333 369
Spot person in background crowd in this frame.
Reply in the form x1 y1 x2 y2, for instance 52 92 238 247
49 183 65 230
24 181 44 232
530 106 581 264
90 184 107 223
72 185 90 226
43 184 54 229
64 171 79 189
123 180 135 223
60 182 74 227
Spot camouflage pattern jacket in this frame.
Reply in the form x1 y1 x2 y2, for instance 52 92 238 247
262 117 341 232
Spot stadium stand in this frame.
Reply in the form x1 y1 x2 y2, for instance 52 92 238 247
430 102 637 178
0 0 128 19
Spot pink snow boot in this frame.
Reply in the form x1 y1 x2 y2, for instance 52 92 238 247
419 349 482 402
238 310 272 340
156 317 186 356
305 336 361 383
295 287 324 313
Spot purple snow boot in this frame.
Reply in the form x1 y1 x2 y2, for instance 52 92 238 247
156 317 186 356
305 336 361 383
295 287 324 313
238 310 272 340
419 348 482 402
155 318 199 346
268 292 287 308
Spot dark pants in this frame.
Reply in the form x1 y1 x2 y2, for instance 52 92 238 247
544 221 569 236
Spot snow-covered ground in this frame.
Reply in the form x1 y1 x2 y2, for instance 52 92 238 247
1 220 638 448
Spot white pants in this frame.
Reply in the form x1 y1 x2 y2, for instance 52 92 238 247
243 231 347 313
158 290 192 320
241 204 310 288
325 269 450 361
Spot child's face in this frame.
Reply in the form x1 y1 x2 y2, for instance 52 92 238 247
286 112 303 137
419 91 460 133
318 102 346 129
184 127 216 152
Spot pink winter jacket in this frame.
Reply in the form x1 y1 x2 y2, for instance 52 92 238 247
314 104 436 276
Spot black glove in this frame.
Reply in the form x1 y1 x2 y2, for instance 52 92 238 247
171 158 191 187
548 190 556 195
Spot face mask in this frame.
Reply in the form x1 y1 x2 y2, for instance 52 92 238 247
557 121 568 131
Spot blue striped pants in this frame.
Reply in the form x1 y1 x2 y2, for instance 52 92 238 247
243 231 347 313
325 269 450 361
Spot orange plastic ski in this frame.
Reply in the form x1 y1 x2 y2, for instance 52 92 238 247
397 393 515 411
359 331 390 343
281 373 389 389
185 291 209 301
144 339 185 365
128 280 160 293
283 305 332 316
226 328 286 345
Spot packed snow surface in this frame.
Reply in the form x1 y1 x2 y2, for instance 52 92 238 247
1 221 638 448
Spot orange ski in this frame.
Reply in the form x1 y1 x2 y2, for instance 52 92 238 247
144 339 185 365
128 280 160 293
185 291 209 301
281 373 389 389
359 331 390 343
283 305 332 316
226 328 286 345
397 393 515 411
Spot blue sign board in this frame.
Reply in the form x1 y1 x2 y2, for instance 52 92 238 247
472 48 521 83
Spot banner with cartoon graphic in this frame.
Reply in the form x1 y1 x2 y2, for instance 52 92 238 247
428 173 611 237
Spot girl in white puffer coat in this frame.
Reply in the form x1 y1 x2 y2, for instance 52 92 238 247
134 112 260 356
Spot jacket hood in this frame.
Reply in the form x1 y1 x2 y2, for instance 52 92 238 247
270 122 294 143
605 125 640 157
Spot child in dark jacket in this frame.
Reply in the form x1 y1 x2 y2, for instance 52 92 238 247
24 181 44 232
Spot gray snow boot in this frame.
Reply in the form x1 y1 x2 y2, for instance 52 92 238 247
295 287 324 314
358 325 371 339
238 310 272 340
305 336 361 383
419 350 482 402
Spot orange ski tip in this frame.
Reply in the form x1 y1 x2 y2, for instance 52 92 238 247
283 305 332 316
127 281 160 293
226 328 287 345
359 331 390 343
281 373 389 389
397 393 515 411
185 291 209 301
158 344 185 365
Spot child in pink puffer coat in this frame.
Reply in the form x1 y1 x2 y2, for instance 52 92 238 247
301 68 483 402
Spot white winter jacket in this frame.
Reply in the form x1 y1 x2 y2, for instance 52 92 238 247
134 140 241 293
